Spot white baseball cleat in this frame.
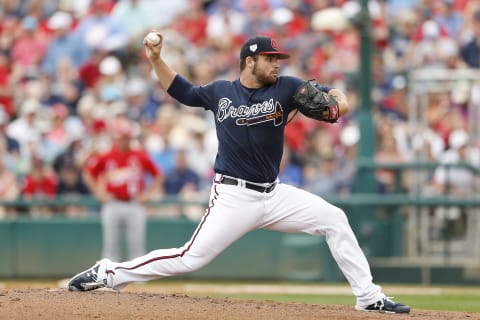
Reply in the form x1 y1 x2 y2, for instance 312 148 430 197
67 259 112 292
355 297 410 314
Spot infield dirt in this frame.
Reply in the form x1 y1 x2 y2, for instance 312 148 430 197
1 287 479 320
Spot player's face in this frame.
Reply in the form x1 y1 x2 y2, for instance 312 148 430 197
251 55 280 85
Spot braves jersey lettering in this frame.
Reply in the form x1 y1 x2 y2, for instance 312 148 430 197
217 98 280 123
236 101 283 126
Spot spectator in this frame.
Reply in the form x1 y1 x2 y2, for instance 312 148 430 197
163 148 203 220
43 56 81 111
460 10 480 68
380 75 410 122
0 105 29 179
408 20 452 68
428 129 480 240
0 52 15 116
385 9 418 73
0 107 20 154
172 0 208 46
434 0 464 38
386 0 418 18
95 55 125 103
427 92 467 147
43 103 76 159
148 0 189 29
41 11 78 75
110 0 156 40
11 15 49 73
336 123 360 194
284 113 313 155
53 130 86 174
0 139 20 219
145 104 179 175
164 148 201 195
303 151 345 197
430 129 480 196
6 98 43 157
78 48 106 90
241 1 274 37
21 156 58 217
124 77 157 124
1 0 22 18
304 126 336 164
71 0 128 66
411 6 450 44
272 2 309 40
179 114 215 188
206 0 246 49
438 37 467 69
56 158 91 218
374 119 410 193
279 143 303 187
83 117 162 261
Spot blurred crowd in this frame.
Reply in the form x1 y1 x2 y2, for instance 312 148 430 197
0 0 479 219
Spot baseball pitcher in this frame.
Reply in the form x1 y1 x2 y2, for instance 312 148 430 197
68 33 410 314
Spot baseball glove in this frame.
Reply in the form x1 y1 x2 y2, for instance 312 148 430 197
292 80 339 123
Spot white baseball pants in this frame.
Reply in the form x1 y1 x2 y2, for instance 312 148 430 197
105 180 384 307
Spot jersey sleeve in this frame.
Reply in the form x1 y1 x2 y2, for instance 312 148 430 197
167 74 215 110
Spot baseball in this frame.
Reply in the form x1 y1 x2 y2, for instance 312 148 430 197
144 32 161 46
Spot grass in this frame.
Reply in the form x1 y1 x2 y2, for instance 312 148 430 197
153 281 480 313
216 293 480 313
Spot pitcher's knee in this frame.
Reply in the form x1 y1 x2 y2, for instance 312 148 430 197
329 207 349 226
177 254 211 274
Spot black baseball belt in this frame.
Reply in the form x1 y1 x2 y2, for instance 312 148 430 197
219 176 277 193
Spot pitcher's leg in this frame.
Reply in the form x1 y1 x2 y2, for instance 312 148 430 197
324 208 384 307
263 184 384 307
108 184 262 290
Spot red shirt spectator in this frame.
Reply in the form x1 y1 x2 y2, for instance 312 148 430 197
285 115 310 154
172 0 208 45
0 52 14 116
11 16 49 68
411 19 450 43
22 158 58 199
78 49 104 89
86 120 161 201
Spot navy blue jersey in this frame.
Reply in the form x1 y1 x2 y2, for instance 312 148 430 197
168 75 331 183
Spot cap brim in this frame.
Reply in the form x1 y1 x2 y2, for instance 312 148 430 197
259 52 290 59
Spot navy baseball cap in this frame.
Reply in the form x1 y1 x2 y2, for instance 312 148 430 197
240 36 290 59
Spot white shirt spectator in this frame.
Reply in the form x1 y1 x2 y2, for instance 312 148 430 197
206 2 246 39
433 129 480 195
146 0 189 29
6 99 44 157
111 0 156 39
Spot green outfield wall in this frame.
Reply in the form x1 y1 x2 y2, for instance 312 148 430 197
2 186 480 284
0 217 341 281
1 216 479 285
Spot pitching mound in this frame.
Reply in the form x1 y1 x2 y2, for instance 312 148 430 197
1 288 478 320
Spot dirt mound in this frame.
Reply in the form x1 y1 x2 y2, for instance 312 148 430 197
1 288 478 320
